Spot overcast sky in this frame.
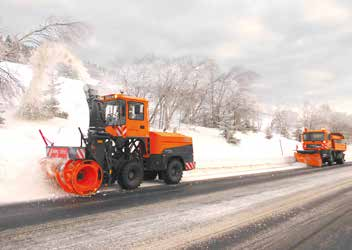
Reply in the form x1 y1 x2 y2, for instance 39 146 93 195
1 0 351 112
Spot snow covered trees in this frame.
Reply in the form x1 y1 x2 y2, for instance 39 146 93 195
299 104 352 141
0 17 89 66
205 67 258 143
269 104 352 143
0 103 5 124
0 36 24 105
292 128 302 142
0 17 89 117
111 56 259 141
19 70 69 120
271 110 290 138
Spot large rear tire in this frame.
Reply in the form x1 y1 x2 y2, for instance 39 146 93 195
336 153 345 165
163 159 183 185
118 161 144 190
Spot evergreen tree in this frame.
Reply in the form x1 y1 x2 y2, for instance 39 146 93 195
265 126 273 139
43 79 68 119
57 64 79 79
219 113 240 144
292 128 302 142
20 78 68 120
0 103 5 125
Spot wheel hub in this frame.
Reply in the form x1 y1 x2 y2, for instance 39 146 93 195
128 170 135 180
171 166 180 176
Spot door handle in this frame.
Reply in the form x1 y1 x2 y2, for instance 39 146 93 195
140 125 145 129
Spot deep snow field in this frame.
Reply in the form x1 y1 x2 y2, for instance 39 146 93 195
0 62 350 204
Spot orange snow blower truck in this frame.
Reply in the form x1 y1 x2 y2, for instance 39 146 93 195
295 128 346 167
40 88 195 196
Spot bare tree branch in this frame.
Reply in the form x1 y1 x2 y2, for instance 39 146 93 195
0 16 90 105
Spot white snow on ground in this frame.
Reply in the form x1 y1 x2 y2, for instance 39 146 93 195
179 125 299 168
345 146 352 162
0 62 349 204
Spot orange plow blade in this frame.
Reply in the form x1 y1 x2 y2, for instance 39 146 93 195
41 158 103 196
295 151 323 167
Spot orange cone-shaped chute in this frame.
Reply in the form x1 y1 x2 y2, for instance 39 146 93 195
55 160 103 196
41 158 103 196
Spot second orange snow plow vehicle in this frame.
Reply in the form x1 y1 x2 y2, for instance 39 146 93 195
40 88 195 196
295 128 346 167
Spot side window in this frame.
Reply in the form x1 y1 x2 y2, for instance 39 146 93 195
128 102 144 120
105 100 126 126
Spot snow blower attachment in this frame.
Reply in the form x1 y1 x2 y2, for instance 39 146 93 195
40 88 195 196
295 128 346 167
40 130 103 196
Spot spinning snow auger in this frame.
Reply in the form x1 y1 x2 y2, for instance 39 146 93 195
40 88 195 196
39 130 103 196
295 128 346 167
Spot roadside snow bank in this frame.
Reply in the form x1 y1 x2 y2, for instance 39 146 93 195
179 126 299 168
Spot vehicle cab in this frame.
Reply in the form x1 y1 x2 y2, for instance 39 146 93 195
302 128 329 150
101 94 150 138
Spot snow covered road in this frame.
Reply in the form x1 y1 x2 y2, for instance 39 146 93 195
1 164 352 249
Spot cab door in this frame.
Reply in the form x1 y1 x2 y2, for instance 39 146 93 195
104 99 127 137
126 101 149 137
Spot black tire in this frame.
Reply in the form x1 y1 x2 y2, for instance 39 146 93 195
143 171 158 180
118 161 144 190
336 159 344 165
327 152 334 166
336 153 345 165
163 159 183 185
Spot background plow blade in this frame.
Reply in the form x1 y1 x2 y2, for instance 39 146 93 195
295 151 322 167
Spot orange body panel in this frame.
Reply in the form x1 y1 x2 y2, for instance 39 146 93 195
334 143 347 151
331 133 347 151
149 131 192 154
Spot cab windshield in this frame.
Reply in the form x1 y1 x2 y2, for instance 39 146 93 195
303 132 325 141
105 100 126 126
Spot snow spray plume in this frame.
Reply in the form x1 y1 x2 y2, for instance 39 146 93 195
18 42 91 120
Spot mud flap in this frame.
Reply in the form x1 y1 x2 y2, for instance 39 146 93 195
295 150 323 167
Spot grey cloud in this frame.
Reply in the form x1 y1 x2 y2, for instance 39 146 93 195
0 0 351 112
